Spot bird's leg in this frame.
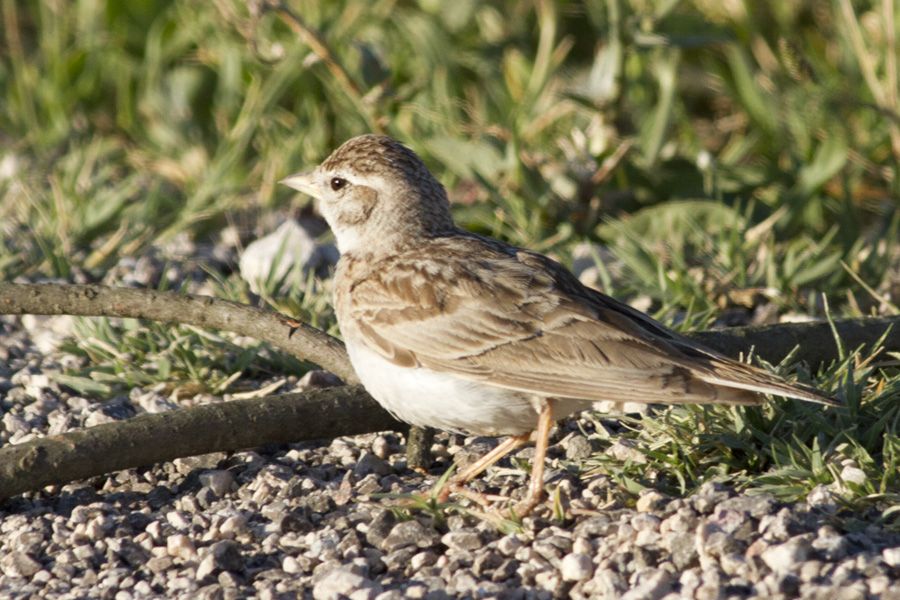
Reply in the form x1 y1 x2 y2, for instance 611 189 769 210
512 400 555 517
435 433 531 503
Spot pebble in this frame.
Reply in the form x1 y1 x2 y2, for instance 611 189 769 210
761 536 812 573
312 567 378 600
200 470 235 497
560 552 593 581
883 546 900 567
166 534 197 561
381 521 438 552
441 531 482 552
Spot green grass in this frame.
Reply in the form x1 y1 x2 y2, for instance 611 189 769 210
1 0 898 516
579 329 900 527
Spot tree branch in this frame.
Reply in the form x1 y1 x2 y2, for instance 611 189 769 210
0 283 358 384
0 385 401 500
688 315 900 367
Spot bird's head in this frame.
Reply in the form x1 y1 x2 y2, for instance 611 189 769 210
280 134 455 255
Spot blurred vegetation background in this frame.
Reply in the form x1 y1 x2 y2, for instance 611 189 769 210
2 0 899 319
1 1 899 514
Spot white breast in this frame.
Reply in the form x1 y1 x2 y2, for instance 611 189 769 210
344 341 544 436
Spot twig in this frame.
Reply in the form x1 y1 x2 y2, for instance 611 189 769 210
0 385 401 500
0 283 358 384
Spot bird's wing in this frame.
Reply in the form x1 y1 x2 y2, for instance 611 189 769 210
345 236 834 406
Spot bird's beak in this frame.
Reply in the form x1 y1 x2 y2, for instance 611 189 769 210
279 171 318 198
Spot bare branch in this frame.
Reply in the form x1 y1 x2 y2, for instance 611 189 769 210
0 385 400 500
0 283 358 384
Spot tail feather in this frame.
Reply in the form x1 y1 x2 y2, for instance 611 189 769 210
696 358 839 406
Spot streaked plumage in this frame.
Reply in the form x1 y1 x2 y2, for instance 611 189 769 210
281 134 835 513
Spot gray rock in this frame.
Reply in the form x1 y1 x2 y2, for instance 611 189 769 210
636 490 668 513
564 434 594 461
296 370 343 391
1 551 43 578
239 219 338 295
166 534 197 560
560 552 593 581
812 527 849 561
441 531 483 553
200 470 235 497
312 566 379 600
663 531 697 569
364 510 397 548
692 482 731 514
211 540 243 572
621 568 672 600
381 521 439 552
353 453 392 477
760 536 812 573
496 535 523 556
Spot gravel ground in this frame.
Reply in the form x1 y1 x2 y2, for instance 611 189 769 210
2 240 898 599
2 314 899 600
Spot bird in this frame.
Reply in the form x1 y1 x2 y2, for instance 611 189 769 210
280 134 836 516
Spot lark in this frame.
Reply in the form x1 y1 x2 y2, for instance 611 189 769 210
281 134 835 515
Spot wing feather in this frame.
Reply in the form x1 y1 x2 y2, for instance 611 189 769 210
340 235 834 407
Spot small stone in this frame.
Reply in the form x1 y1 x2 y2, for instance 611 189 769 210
717 493 776 518
606 439 647 464
196 554 217 580
200 470 235 497
1 551 42 578
867 575 891 595
497 535 523 556
371 436 391 460
564 435 593 461
883 546 900 567
381 521 438 552
146 556 173 574
806 485 838 512
813 528 849 561
353 453 392 477
296 370 343 391
759 508 796 540
211 540 243 572
621 568 672 600
166 534 197 560
441 531 482 553
664 532 697 569
760 536 811 573
636 490 667 513
239 219 338 295
692 482 730 514
283 556 302 574
448 570 479 594
219 514 248 538
312 567 377 600
839 465 867 485
799 560 822 581
410 551 437 571
116 540 150 568
166 511 192 530
72 544 96 562
364 510 396 548
560 553 593 581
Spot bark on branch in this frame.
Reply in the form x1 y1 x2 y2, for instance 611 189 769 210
0 282 898 500
0 283 357 384
0 386 400 500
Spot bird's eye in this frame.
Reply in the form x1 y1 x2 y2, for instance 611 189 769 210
330 177 348 191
